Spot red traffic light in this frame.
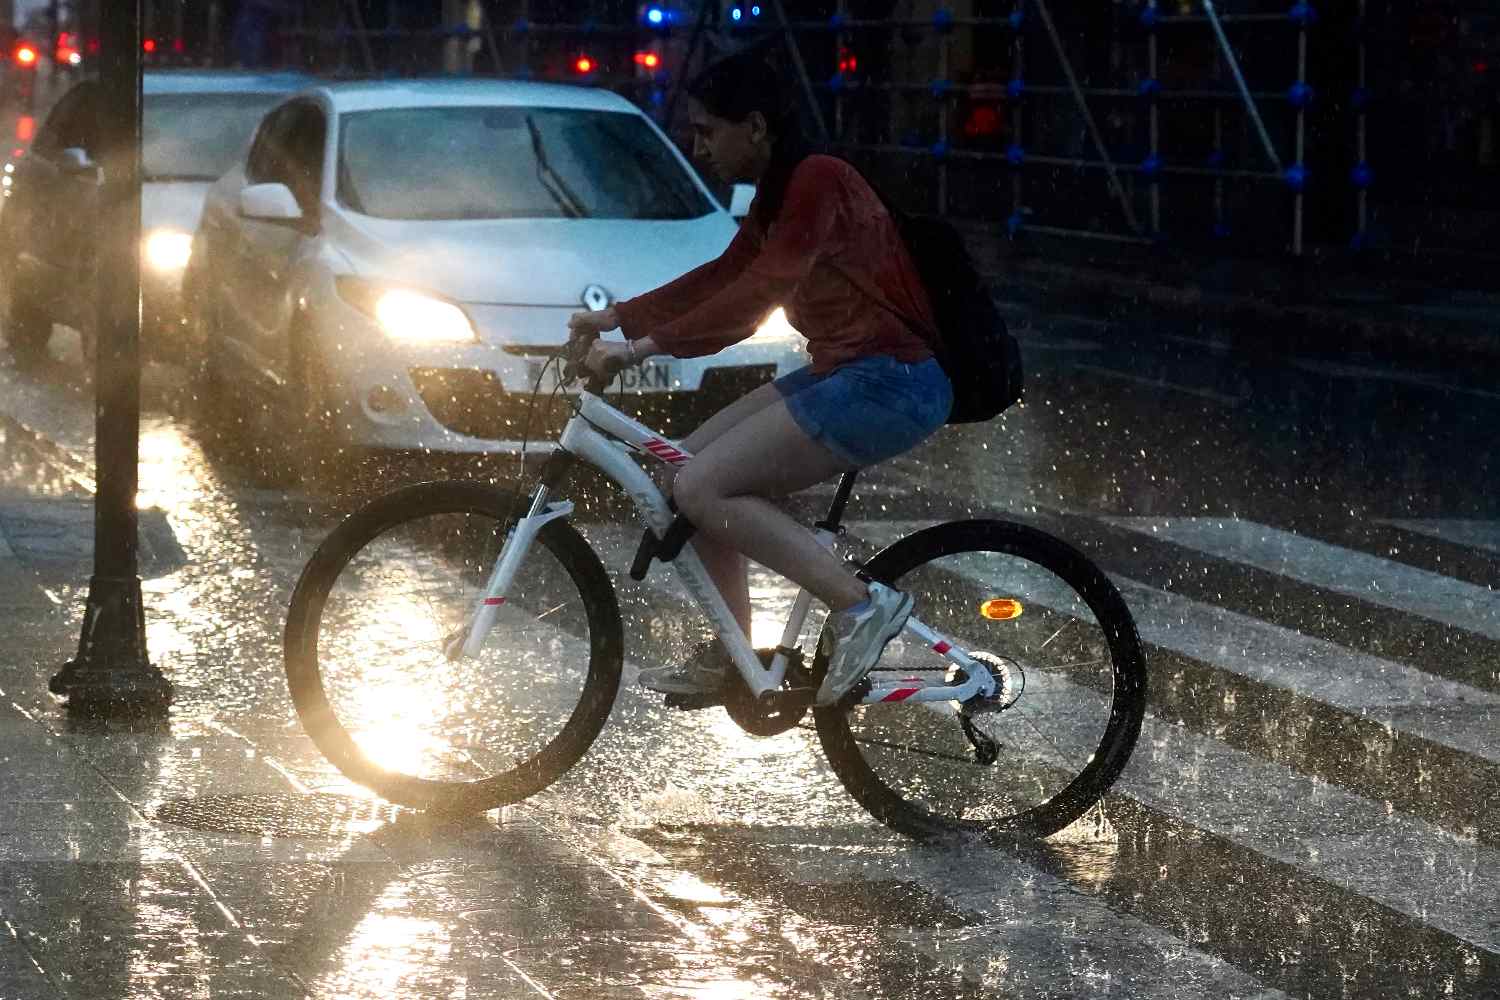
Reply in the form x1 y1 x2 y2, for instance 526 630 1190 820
143 38 157 53
574 55 594 74
55 32 80 64
14 44 38 67
633 52 660 70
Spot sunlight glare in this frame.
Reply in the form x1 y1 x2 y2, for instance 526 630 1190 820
337 587 464 775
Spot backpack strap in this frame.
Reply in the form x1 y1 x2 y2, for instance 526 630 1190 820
823 231 945 363
820 157 942 348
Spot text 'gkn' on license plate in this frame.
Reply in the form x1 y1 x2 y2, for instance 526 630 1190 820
617 361 677 393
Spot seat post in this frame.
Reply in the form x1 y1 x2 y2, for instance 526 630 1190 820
815 470 860 533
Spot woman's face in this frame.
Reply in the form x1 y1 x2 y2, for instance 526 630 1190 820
688 98 771 183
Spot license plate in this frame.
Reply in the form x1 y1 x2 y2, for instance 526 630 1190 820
526 358 677 393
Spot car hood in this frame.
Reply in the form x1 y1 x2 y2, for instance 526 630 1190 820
142 181 213 235
325 211 738 307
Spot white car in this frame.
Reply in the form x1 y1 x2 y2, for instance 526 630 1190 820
0 70 312 363
188 78 806 458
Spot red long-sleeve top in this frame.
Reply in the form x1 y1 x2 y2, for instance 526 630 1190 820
614 155 938 373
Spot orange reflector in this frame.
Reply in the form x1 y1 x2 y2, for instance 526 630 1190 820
980 598 1023 620
16 116 33 142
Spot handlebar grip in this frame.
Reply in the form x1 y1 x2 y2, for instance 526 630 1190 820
562 331 612 395
562 331 597 381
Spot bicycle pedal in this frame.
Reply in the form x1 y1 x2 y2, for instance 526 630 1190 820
662 691 725 711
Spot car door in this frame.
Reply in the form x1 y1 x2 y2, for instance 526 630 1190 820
220 99 326 390
5 80 103 328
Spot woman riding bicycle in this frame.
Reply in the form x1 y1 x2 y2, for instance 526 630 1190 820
569 46 952 706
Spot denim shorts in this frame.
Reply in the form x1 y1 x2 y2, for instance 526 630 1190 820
774 354 953 468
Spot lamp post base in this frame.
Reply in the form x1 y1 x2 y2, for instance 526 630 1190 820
50 574 173 716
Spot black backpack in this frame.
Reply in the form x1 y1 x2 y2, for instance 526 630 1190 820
891 211 1024 424
827 163 1023 424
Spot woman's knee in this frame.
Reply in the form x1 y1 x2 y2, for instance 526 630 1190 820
670 460 720 524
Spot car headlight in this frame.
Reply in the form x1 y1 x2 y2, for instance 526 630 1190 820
753 306 804 345
336 277 477 344
144 229 192 272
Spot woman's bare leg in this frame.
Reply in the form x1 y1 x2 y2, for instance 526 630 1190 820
666 381 785 636
672 400 868 617
680 380 786 455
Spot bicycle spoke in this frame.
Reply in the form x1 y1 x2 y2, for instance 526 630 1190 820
840 728 980 767
1006 702 1078 769
1038 620 1073 651
1042 656 1110 671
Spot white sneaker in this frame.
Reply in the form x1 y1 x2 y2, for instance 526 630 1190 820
638 640 730 696
816 582 914 706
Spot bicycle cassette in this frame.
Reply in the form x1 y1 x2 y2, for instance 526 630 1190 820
962 650 1021 714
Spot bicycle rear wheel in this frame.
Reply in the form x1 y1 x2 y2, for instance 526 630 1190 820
814 519 1146 840
284 481 623 813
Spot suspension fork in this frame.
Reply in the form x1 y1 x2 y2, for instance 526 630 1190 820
445 454 580 661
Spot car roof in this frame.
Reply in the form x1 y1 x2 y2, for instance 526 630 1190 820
307 78 642 116
142 69 316 96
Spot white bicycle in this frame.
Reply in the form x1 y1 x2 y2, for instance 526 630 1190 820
284 338 1146 839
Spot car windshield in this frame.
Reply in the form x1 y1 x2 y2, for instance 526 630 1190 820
336 106 714 221
144 92 289 181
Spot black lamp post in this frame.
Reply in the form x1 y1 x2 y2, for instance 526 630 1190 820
49 0 172 715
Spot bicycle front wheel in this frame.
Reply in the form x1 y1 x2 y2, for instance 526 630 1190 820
284 481 623 813
814 519 1147 840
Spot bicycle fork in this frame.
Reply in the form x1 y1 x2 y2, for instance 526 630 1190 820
443 485 573 662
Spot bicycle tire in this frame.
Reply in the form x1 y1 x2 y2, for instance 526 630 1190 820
284 481 624 813
813 519 1146 841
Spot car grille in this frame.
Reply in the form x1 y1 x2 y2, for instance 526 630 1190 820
409 365 778 443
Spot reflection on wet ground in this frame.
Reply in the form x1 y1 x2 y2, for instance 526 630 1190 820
1 322 1497 997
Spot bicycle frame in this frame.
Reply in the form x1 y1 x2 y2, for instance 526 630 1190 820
453 388 999 706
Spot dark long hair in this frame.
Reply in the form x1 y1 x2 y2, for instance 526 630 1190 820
686 42 814 230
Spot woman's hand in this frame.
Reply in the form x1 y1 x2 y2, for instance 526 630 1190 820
567 306 619 339
585 339 635 379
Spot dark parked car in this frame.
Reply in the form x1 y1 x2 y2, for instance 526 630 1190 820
0 69 312 364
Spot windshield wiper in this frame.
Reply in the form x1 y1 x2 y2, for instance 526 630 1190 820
524 114 588 219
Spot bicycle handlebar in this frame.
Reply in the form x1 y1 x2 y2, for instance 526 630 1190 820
563 331 611 396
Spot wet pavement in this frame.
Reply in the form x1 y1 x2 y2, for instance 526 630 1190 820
1 311 1497 998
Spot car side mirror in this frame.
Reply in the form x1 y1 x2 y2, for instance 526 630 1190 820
239 182 304 223
59 147 99 178
729 183 755 220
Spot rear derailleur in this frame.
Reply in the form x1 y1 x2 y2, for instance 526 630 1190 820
956 651 1019 766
